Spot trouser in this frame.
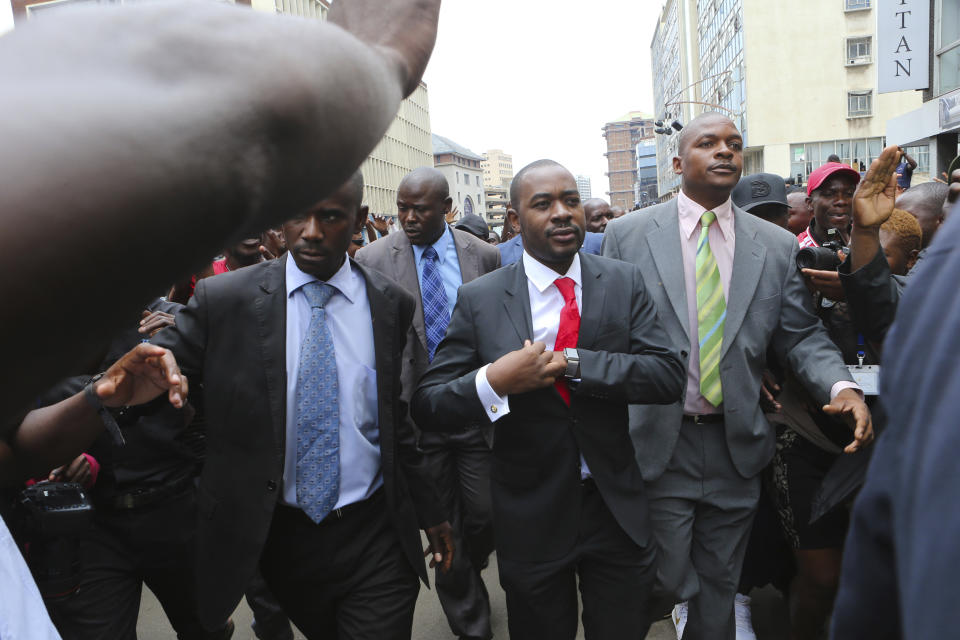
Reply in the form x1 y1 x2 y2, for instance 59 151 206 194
645 420 761 640
419 429 494 639
259 489 419 640
497 479 658 640
245 569 293 640
46 488 228 640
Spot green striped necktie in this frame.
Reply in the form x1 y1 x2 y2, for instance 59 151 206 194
696 211 725 407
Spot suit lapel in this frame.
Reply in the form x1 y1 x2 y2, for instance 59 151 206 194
577 255 605 349
452 229 481 283
390 233 427 351
359 263 397 469
503 261 534 344
646 201 690 341
721 208 766 360
254 256 288 463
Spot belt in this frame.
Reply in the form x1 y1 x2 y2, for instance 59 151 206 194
684 413 724 424
278 486 384 526
107 474 195 511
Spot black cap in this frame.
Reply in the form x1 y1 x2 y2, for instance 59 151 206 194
731 173 788 212
453 213 489 240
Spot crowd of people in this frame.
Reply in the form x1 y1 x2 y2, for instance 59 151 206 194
1 2 959 640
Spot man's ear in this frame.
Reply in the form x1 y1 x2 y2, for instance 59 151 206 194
443 196 453 214
906 248 920 272
672 155 683 176
507 208 521 234
355 205 370 233
805 196 814 211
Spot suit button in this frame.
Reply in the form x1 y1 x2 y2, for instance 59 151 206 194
266 480 277 492
681 350 689 358
409 358 415 365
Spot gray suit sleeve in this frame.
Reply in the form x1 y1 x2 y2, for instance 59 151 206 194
838 248 904 344
770 242 853 404
151 280 209 378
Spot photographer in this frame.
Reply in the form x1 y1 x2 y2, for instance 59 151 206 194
764 161 877 640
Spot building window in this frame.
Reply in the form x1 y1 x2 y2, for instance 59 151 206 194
903 144 931 175
464 196 474 216
937 0 960 94
456 172 459 184
846 36 872 65
847 90 873 118
844 0 870 10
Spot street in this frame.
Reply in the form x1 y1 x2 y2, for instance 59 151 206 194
136 550 789 639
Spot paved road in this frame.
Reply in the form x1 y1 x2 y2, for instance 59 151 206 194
136 551 788 639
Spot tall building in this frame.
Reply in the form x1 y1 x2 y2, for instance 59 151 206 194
575 175 592 201
602 112 656 210
481 149 514 189
433 134 486 219
650 0 923 195
635 141 659 207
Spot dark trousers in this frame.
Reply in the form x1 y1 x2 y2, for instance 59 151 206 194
259 490 419 640
420 429 494 639
497 480 658 640
46 489 225 640
245 569 293 640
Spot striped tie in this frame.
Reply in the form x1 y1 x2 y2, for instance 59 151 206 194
696 211 725 407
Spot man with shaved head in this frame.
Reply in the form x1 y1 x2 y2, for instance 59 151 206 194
604 112 871 639
896 181 949 249
412 158 683 639
583 198 615 233
356 167 500 640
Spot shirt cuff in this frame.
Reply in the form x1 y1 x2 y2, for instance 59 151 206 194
475 364 510 422
830 380 863 400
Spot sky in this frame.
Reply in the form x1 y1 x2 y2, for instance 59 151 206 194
423 0 665 200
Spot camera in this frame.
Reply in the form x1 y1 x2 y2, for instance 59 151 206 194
18 482 93 600
796 229 850 271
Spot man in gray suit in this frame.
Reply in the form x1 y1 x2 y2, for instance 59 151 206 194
602 113 873 640
355 167 500 640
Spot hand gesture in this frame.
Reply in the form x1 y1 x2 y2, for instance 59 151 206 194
328 0 441 98
94 343 188 410
370 214 391 235
423 521 455 573
486 340 567 396
445 207 460 224
853 145 899 229
800 268 847 302
822 388 873 453
139 309 176 337
49 454 94 486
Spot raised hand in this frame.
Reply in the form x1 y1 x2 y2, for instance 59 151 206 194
853 145 900 229
328 0 442 98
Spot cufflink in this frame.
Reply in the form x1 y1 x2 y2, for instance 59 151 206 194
490 405 498 413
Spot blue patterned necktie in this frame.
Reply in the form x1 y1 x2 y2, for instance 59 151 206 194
421 246 450 361
295 281 340 524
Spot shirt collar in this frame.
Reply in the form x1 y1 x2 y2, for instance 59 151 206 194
677 190 735 241
521 250 582 294
285 253 357 304
412 225 453 266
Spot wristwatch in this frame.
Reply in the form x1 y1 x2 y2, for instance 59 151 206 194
83 373 126 445
563 348 580 379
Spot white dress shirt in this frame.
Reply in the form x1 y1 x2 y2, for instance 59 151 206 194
281 255 383 509
475 251 591 477
0 515 61 639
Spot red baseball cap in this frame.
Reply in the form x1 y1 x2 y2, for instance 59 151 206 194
807 162 861 196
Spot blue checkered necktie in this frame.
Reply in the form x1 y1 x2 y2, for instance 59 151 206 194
421 245 450 361
295 281 340 524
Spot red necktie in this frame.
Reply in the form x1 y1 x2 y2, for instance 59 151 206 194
553 277 580 405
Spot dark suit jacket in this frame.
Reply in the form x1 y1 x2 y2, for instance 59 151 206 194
411 253 684 562
153 255 441 628
838 246 911 345
498 231 603 266
354 227 500 418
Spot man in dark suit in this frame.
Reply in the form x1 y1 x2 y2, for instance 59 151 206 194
355 167 500 640
603 113 872 640
153 172 452 639
412 160 685 639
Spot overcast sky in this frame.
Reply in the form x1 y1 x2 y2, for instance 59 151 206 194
423 0 664 200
